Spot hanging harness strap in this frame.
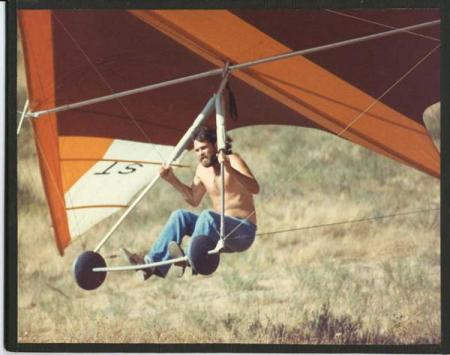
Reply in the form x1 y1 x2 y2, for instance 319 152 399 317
226 83 238 121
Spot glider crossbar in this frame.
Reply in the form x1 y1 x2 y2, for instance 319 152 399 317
231 19 440 71
92 248 220 272
27 19 439 119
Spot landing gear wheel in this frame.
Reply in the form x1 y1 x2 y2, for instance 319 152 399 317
188 236 220 275
73 251 107 290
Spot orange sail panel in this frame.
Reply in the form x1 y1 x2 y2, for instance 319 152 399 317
20 10 71 253
132 10 440 177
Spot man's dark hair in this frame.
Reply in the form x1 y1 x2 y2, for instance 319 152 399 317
192 126 233 154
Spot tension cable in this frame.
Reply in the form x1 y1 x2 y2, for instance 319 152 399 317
256 207 439 237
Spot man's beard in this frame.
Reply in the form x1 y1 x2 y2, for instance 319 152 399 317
200 154 218 167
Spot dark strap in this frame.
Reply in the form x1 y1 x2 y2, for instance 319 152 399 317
226 83 238 121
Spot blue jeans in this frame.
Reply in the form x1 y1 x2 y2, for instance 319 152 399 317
146 209 257 277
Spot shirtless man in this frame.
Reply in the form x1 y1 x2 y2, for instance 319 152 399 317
123 126 259 280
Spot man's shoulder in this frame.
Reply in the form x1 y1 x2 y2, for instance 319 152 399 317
228 153 246 163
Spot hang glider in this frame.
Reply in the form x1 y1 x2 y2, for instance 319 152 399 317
18 9 440 256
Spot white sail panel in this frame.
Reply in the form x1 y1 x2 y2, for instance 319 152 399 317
67 207 122 238
64 139 180 238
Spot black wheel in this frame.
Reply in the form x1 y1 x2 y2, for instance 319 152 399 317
73 251 107 290
188 236 220 275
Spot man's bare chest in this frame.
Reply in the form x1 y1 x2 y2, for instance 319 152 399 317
199 169 235 196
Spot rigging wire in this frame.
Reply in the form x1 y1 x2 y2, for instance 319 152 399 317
52 13 167 163
325 9 440 42
223 42 441 241
256 208 439 237
41 13 185 241
101 206 439 259
19 17 164 246
339 44 440 139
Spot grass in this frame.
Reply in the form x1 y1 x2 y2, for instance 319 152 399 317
16 41 441 344
17 116 441 344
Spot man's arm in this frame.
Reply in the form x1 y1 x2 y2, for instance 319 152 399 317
160 165 206 206
218 152 260 194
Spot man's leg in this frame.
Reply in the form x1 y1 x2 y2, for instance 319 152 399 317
187 210 221 261
187 210 256 258
146 209 198 277
222 216 256 253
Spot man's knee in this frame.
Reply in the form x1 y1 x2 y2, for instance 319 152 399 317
198 209 215 222
193 210 219 236
196 210 218 228
169 209 188 222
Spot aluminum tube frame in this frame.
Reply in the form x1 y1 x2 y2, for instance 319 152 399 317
93 95 215 253
93 256 188 272
27 19 439 119
93 246 220 273
215 70 230 241
17 99 30 135
94 72 231 253
216 94 226 240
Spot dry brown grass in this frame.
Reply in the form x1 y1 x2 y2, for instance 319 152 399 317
16 36 440 344
17 118 441 344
